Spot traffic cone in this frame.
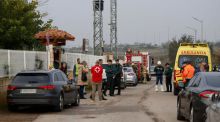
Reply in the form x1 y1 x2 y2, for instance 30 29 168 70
155 85 158 92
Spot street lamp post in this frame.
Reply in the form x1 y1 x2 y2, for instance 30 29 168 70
186 26 197 43
193 17 203 41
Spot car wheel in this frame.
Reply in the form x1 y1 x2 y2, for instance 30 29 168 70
7 104 17 112
189 106 196 122
54 94 64 112
177 100 185 120
147 75 151 81
122 83 126 89
133 83 137 86
72 91 80 106
121 85 125 89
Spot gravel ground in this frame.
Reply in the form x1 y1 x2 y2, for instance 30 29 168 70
0 80 186 122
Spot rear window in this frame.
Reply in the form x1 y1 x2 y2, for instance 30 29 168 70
13 73 50 83
178 55 208 68
206 76 220 87
123 67 133 72
150 66 155 72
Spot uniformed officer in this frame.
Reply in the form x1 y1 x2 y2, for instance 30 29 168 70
105 60 115 96
114 59 123 95
164 63 173 92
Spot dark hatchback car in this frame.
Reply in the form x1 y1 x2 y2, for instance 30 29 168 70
177 72 220 122
7 70 80 112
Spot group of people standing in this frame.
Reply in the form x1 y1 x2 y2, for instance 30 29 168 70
90 59 123 102
66 58 123 102
154 59 210 92
104 59 123 96
154 61 173 92
59 58 90 99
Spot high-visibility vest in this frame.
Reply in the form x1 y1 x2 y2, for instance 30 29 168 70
75 64 79 76
182 64 195 83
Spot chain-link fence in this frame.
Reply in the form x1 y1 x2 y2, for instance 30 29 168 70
0 49 104 78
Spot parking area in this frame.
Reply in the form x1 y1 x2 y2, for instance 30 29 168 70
0 81 185 122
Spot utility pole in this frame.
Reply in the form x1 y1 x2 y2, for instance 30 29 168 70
193 17 203 41
186 26 197 43
110 0 118 58
93 0 104 56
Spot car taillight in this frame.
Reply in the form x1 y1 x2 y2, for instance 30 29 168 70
7 85 17 91
38 85 55 90
199 91 217 98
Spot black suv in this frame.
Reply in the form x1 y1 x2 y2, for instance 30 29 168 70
7 69 80 112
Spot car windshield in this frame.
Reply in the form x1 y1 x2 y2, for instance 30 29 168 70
206 76 220 87
13 73 50 83
178 55 208 68
123 67 133 72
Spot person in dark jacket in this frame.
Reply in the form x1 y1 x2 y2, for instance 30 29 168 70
105 59 115 96
154 61 164 91
60 62 67 75
114 59 123 95
164 63 173 92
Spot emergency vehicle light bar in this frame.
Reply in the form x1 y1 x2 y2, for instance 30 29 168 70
180 43 208 47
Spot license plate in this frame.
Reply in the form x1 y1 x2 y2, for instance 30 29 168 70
21 89 37 94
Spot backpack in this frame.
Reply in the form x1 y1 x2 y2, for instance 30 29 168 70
81 72 87 82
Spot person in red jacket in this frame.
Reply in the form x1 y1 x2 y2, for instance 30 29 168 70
91 60 103 101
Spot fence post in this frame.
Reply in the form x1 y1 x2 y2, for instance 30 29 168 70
8 50 11 78
24 51 26 70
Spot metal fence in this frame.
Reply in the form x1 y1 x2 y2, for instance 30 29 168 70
0 49 104 77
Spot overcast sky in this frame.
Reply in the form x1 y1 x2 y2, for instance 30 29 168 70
38 0 220 47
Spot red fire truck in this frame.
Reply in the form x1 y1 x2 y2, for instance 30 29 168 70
125 48 151 82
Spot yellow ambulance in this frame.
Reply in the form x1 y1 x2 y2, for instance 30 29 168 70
173 43 212 95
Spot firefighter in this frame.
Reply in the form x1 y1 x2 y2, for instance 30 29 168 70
154 61 164 92
114 59 123 95
142 64 148 84
182 60 195 87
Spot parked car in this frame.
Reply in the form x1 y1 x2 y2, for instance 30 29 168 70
123 67 138 86
206 93 220 122
120 72 127 89
149 65 156 77
177 72 220 122
7 70 80 112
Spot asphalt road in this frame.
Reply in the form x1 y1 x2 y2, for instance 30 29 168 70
0 80 185 122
